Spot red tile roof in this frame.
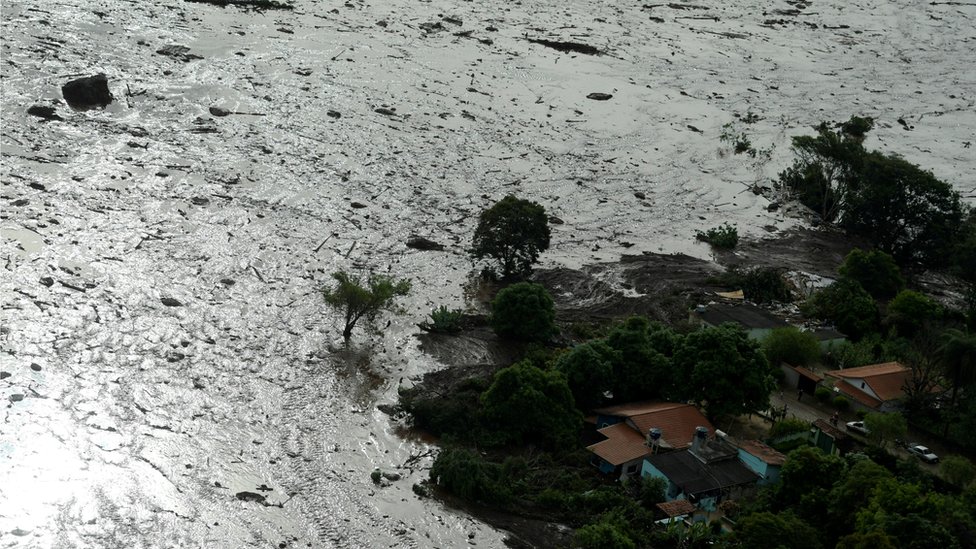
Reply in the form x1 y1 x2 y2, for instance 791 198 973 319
826 362 912 405
831 379 883 409
656 500 697 517
813 418 848 440
737 439 787 466
793 365 823 382
586 423 651 466
594 401 714 450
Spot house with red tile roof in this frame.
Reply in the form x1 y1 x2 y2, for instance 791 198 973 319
823 362 934 412
586 401 714 478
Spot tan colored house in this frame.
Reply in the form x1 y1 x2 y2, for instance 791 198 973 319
824 362 924 412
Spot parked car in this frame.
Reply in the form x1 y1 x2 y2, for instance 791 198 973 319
906 444 939 464
845 421 870 436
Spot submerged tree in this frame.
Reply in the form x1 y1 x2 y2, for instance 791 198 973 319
472 195 551 279
321 271 411 341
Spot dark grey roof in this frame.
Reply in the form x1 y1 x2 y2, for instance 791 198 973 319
812 327 846 340
647 450 758 497
696 303 788 330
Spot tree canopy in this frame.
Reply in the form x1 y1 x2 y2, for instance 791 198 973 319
472 195 551 279
762 326 821 367
480 360 581 449
803 278 878 340
555 341 615 411
321 271 410 340
672 324 775 421
490 282 556 342
838 248 905 300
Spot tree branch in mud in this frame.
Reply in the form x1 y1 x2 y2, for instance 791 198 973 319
321 271 411 341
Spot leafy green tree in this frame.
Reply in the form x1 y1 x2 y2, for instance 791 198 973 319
826 459 894 542
855 479 960 548
885 290 942 338
778 119 868 222
429 447 510 504
555 342 614 411
574 519 636 549
939 328 976 412
710 266 793 304
950 210 976 284
841 152 966 268
838 248 905 299
471 195 551 279
734 511 823 549
941 455 976 489
604 317 676 402
762 326 821 367
480 360 581 449
836 531 898 549
321 271 411 341
863 412 907 449
778 446 847 512
672 324 775 421
490 282 556 342
636 476 667 507
802 278 878 340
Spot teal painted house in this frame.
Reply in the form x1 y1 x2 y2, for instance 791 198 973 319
736 440 786 486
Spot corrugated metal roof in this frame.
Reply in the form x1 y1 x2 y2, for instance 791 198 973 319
695 303 789 330
647 450 758 496
656 500 697 517
737 439 787 466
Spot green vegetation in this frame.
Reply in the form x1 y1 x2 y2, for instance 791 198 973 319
863 412 907 449
838 248 905 299
321 271 411 341
940 455 975 489
886 289 943 338
780 116 971 268
490 282 557 342
555 342 614 411
480 360 581 449
832 395 850 410
695 223 739 249
802 278 878 340
471 195 551 279
768 418 811 439
710 266 793 304
423 305 463 334
815 386 832 402
762 326 821 367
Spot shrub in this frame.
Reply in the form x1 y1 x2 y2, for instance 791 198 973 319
838 248 905 299
574 520 636 549
490 282 556 342
322 271 411 341
815 386 832 402
802 278 878 340
429 447 511 504
696 223 739 249
763 326 821 367
886 290 942 337
711 266 793 304
471 195 551 279
424 305 463 334
940 455 976 488
833 395 850 410
769 418 811 439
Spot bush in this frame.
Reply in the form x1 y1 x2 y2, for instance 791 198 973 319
429 447 511 504
763 326 821 367
815 386 832 403
769 418 811 439
885 290 942 337
471 195 551 279
574 520 636 549
838 248 905 300
802 278 878 340
424 305 463 334
833 395 850 410
696 223 739 249
490 282 557 342
711 266 793 304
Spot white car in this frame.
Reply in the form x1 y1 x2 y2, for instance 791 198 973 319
906 444 939 464
845 421 870 436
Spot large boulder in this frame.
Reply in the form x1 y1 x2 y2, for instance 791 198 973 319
61 74 113 109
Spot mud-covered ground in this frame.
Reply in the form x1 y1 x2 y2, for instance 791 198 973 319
2 0 974 547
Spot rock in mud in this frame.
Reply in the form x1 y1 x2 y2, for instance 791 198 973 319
160 297 183 307
527 38 601 55
586 92 612 101
327 110 341 118
61 74 113 110
40 277 54 287
209 106 232 117
27 105 62 121
157 44 204 62
0 372 10 380
406 236 445 251
30 363 42 371
9 394 25 403
235 491 267 503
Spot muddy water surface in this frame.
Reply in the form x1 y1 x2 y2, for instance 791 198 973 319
2 0 974 547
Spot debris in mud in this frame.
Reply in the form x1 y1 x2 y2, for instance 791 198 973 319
39 277 54 287
9 394 25 403
160 297 183 307
30 364 42 371
350 201 368 209
27 105 62 121
189 117 218 134
209 106 232 117
61 74 113 110
156 45 203 62
687 124 703 133
586 92 613 101
374 107 396 116
327 110 341 118
0 372 10 380
406 236 445 251
526 38 601 55
185 0 293 10
235 491 267 503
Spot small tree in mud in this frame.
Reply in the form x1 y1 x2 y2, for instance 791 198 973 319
321 271 411 341
471 195 551 279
